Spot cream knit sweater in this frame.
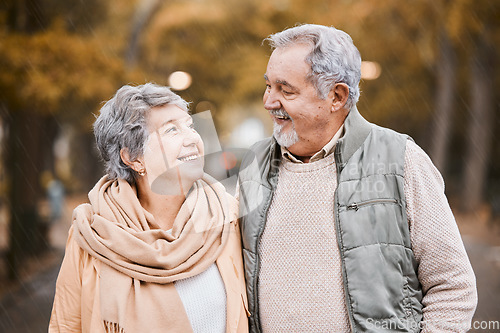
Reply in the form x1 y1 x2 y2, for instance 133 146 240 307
258 140 477 332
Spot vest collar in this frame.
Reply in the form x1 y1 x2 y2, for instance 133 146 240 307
268 137 281 181
335 106 372 170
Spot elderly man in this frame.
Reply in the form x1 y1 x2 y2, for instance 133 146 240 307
238 24 477 333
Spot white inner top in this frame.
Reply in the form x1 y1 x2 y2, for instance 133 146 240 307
174 263 226 333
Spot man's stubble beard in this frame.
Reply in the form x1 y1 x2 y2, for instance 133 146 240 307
273 120 299 148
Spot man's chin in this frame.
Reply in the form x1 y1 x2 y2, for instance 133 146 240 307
272 119 298 147
274 132 299 148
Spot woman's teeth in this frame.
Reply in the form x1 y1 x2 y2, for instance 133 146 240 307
178 155 198 162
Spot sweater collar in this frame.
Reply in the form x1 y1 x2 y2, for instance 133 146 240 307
269 106 372 168
281 124 345 164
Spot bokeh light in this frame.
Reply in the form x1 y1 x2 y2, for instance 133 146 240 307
361 61 381 80
168 71 192 90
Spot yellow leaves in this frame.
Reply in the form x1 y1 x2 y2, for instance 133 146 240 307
25 70 64 109
0 22 125 114
223 45 269 103
446 0 478 42
151 1 226 32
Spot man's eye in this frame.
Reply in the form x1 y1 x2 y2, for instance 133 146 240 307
283 90 293 95
188 123 196 130
265 84 271 89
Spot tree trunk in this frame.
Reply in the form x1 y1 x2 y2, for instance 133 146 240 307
6 0 46 32
462 32 496 212
70 129 103 192
2 0 56 280
5 111 53 279
126 0 162 67
429 31 456 174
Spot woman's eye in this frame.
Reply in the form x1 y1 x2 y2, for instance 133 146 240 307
188 123 196 130
165 126 178 134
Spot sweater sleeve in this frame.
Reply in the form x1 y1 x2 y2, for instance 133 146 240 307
49 226 84 332
404 140 477 332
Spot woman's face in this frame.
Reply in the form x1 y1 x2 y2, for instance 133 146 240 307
141 104 204 195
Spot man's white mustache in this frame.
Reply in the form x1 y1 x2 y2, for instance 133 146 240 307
270 109 291 119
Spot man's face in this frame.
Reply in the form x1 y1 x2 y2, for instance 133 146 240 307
263 43 341 158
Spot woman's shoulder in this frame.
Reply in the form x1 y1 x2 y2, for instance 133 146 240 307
72 202 93 221
64 201 101 278
63 224 99 273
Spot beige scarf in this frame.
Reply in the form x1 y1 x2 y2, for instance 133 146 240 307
72 174 233 333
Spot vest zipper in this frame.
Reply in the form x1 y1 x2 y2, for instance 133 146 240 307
253 178 277 333
334 141 356 333
347 198 399 211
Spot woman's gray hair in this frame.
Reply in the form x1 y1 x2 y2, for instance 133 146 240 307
265 24 362 110
93 83 189 182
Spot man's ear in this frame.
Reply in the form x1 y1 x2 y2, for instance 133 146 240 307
120 148 144 174
329 83 350 112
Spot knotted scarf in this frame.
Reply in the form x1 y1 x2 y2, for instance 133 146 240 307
72 174 234 332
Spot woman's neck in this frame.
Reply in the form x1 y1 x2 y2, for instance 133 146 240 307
136 178 187 230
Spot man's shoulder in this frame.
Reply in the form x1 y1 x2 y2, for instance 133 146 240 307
371 123 413 142
403 139 438 171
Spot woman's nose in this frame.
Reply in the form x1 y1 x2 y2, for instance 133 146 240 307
183 126 201 146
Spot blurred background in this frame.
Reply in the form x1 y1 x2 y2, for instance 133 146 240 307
0 0 499 331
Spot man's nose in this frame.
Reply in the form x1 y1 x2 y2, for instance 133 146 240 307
263 90 281 110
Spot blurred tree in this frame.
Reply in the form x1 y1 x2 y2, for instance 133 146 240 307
429 29 457 174
323 0 436 139
0 0 125 279
126 0 162 68
457 0 498 212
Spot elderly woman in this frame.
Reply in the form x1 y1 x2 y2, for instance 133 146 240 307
49 83 248 333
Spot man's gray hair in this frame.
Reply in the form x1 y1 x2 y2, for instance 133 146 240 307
93 83 189 183
265 24 362 110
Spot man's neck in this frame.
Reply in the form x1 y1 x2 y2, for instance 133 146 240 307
281 123 345 164
292 154 312 163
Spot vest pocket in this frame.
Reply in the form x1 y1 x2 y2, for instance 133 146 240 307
347 198 399 211
340 196 408 248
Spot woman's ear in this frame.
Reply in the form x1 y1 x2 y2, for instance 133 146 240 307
120 148 145 174
328 83 350 112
